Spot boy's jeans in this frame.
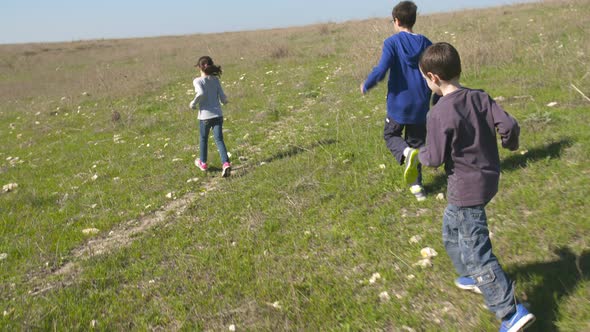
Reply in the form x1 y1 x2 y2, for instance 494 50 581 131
383 117 425 185
199 117 229 164
443 203 516 320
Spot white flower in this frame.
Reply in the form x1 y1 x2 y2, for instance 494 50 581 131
228 324 236 331
91 174 98 181
379 164 386 169
379 291 390 302
436 193 445 201
165 192 174 199
0 253 7 260
409 235 421 244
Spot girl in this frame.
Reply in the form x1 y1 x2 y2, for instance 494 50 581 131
189 56 231 177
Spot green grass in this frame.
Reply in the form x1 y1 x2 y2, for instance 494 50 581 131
2 1 590 331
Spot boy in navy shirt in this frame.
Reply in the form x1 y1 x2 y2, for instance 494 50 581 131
361 1 433 201
415 42 535 332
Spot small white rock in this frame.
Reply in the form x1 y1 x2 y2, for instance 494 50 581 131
0 253 8 260
82 228 100 235
547 101 558 107
165 192 174 199
2 183 18 193
369 272 382 284
420 247 438 258
379 291 390 302
413 258 433 268
228 324 236 331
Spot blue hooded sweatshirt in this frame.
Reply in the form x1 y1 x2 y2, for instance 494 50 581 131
363 31 432 125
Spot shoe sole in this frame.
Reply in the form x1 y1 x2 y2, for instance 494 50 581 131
507 314 535 332
404 150 419 184
222 167 231 177
454 281 482 294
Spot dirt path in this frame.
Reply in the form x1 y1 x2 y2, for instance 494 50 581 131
28 168 241 296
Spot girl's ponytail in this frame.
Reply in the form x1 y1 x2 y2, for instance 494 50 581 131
196 56 222 76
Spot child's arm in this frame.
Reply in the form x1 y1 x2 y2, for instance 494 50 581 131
361 41 394 94
490 98 520 151
418 113 448 168
189 80 204 109
218 81 228 105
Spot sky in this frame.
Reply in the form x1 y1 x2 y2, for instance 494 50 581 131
0 0 535 44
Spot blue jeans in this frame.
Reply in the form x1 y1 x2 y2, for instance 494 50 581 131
442 204 516 320
199 117 229 164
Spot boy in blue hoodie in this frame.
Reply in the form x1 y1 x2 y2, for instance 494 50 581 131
361 1 432 201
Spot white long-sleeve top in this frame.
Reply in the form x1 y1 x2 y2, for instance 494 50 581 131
189 76 228 120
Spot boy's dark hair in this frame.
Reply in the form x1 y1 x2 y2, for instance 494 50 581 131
419 42 462 81
196 56 222 76
392 1 417 28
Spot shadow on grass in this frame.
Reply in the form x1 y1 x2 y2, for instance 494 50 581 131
423 138 573 195
507 247 589 332
262 138 337 163
226 139 337 177
500 138 572 171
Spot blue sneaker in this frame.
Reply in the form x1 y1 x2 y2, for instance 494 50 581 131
499 304 535 332
454 276 482 294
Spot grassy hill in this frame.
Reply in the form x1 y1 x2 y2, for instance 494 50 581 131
1 0 589 330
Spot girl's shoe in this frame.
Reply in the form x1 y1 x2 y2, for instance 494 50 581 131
195 159 207 171
221 162 231 177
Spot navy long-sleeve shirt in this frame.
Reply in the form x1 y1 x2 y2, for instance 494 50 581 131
418 88 520 206
363 31 432 124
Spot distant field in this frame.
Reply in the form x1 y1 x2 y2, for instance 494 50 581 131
1 0 589 330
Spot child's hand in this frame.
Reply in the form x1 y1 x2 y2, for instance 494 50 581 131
360 83 366 95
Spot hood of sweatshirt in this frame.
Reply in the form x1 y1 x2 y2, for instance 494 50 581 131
394 31 430 69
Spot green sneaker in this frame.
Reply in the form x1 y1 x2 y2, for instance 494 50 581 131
404 148 419 184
